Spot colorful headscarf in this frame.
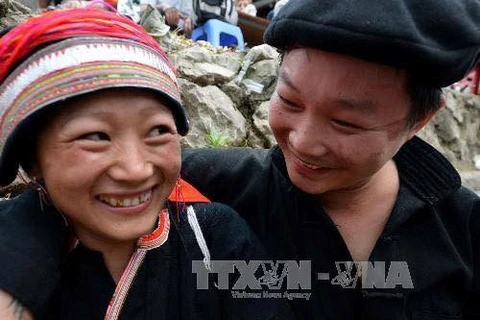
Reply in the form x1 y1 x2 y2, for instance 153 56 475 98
0 7 189 185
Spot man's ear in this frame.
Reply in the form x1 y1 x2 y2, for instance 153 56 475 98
407 96 445 140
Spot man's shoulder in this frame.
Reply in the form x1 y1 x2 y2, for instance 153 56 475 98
182 147 271 165
189 201 244 226
0 189 39 216
395 136 462 203
181 147 275 181
172 202 265 258
437 185 479 215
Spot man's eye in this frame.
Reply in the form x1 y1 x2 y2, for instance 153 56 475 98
147 125 170 138
78 132 110 141
277 93 297 108
332 120 364 130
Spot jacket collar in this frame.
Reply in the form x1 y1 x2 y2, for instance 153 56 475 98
394 136 461 204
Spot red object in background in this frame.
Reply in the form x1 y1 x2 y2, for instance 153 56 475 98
104 0 118 8
456 66 480 95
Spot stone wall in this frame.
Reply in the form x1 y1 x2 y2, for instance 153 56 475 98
1 9 479 194
0 0 34 29
142 10 480 191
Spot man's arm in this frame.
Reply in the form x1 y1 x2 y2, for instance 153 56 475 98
463 197 480 319
0 290 33 320
0 190 68 318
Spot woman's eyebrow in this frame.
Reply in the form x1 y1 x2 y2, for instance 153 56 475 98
56 110 112 127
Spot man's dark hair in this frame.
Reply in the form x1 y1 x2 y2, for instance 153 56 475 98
278 49 444 129
405 75 443 129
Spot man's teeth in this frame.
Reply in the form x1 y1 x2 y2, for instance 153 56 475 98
99 190 152 207
303 162 322 170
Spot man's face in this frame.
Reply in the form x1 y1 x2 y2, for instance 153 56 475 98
269 48 421 196
236 0 250 11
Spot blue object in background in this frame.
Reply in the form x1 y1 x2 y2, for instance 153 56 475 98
192 19 245 50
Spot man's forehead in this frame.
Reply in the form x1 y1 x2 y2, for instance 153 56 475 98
265 0 480 87
282 48 407 84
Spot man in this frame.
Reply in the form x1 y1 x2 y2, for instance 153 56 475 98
181 0 480 318
236 0 256 17
0 0 479 319
140 0 195 36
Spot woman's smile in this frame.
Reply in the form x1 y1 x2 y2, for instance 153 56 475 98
98 188 153 208
34 88 181 248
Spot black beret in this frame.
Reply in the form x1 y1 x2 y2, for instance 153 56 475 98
264 0 480 87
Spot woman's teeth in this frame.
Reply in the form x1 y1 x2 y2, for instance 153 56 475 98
99 190 152 207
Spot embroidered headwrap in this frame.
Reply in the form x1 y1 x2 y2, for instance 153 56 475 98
0 7 188 186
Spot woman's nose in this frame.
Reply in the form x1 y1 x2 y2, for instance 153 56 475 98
108 142 154 183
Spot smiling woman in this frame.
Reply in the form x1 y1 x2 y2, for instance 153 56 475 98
0 7 293 320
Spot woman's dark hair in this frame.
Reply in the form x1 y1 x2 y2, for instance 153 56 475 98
17 103 61 175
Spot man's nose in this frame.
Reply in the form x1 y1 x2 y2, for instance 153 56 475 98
289 118 330 156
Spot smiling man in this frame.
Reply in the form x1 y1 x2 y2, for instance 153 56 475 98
181 0 480 318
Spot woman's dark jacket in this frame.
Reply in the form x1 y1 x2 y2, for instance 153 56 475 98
0 191 294 319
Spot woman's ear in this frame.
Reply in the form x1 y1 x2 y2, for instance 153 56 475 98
25 163 42 181
407 96 445 140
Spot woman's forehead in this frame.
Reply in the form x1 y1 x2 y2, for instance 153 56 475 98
52 89 174 124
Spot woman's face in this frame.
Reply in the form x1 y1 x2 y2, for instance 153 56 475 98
35 88 181 250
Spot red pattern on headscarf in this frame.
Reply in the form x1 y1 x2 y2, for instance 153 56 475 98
0 7 175 84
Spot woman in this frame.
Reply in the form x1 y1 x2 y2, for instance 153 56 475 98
0 7 293 320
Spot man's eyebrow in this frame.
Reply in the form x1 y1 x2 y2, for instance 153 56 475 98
278 69 300 93
337 97 376 114
279 68 375 113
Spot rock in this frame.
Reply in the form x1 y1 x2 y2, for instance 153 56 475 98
242 59 279 101
221 80 246 109
179 79 247 147
241 44 280 63
171 46 215 64
474 155 480 170
460 171 480 195
138 5 171 47
171 47 238 85
250 100 276 148
1 8 479 189
418 90 480 171
194 62 237 85
212 51 243 74
0 0 34 29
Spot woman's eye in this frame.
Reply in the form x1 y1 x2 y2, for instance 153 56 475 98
147 125 170 138
78 132 110 141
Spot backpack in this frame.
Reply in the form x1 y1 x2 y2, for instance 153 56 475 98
193 0 238 26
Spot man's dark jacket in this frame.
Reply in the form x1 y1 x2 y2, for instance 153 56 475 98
181 136 480 320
